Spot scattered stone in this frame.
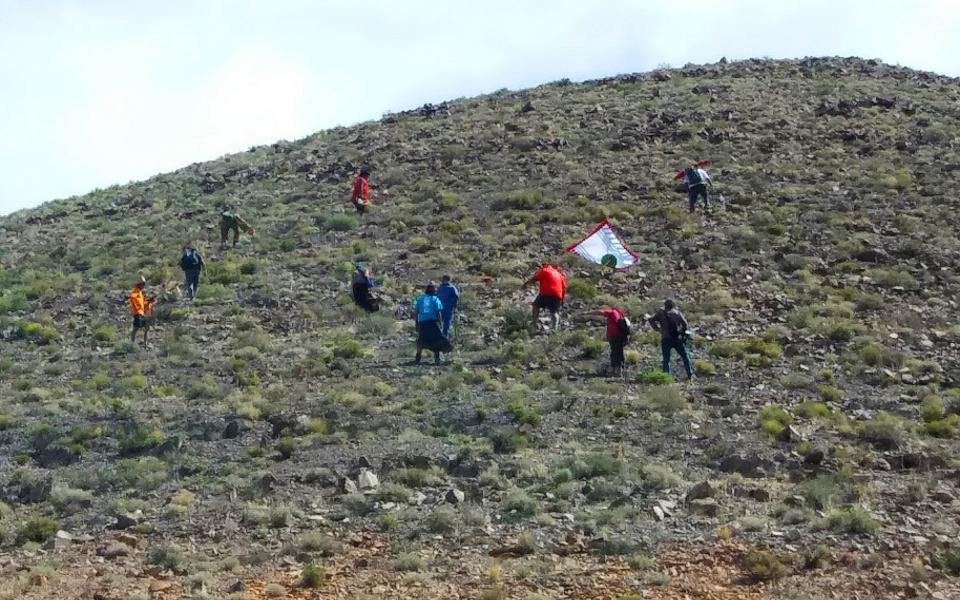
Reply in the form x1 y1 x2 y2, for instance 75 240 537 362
688 498 719 517
785 495 806 507
222 420 243 439
357 456 373 469
117 533 140 548
445 489 465 504
931 490 956 504
685 481 716 502
719 454 774 478
405 455 432 470
113 511 143 530
17 475 53 504
358 469 379 490
803 448 825 466
652 505 665 521
98 542 131 559
256 473 280 494
227 580 246 593
777 425 803 443
340 478 358 494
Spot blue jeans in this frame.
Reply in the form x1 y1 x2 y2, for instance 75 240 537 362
688 184 709 212
661 336 693 378
441 309 455 338
184 268 201 299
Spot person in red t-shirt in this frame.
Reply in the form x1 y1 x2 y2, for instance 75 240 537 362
523 263 567 331
350 169 371 216
587 306 630 375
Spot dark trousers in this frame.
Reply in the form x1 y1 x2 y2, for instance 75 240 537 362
221 221 239 246
441 309 455 338
609 335 626 371
183 268 201 300
661 335 693 377
688 184 709 212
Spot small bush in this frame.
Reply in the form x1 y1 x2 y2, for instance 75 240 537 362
640 464 682 490
858 412 905 450
392 552 426 572
824 507 878 535
326 214 359 232
797 471 853 510
643 385 685 413
743 549 794 582
567 279 597 300
637 370 674 385
149 543 185 570
502 490 539 519
818 385 843 402
93 325 117 342
693 359 716 375
796 401 831 418
428 506 459 533
300 563 326 588
18 517 59 544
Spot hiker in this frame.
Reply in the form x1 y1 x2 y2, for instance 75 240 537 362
523 263 567 331
587 306 631 375
682 162 712 213
351 263 380 313
179 245 206 301
647 299 694 379
414 283 452 365
437 275 460 338
350 169 371 216
220 207 254 248
129 277 156 346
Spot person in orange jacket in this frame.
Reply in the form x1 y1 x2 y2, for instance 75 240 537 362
129 277 156 346
350 169 371 216
523 263 567 331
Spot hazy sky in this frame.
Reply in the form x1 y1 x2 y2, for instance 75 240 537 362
1 0 958 215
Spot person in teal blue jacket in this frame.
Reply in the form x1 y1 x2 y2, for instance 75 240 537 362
414 283 452 365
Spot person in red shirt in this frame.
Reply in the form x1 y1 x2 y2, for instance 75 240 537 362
587 307 630 375
350 169 371 216
523 263 567 331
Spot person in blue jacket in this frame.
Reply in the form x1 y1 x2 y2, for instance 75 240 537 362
436 275 460 338
414 283 452 365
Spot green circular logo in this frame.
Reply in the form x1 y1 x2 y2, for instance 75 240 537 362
600 254 618 268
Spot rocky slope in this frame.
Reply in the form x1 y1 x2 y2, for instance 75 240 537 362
1 57 960 599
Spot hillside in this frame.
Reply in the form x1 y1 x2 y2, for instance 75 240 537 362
2 56 960 599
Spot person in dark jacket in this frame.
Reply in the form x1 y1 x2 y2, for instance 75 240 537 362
648 299 694 379
436 275 460 338
351 263 380 312
588 306 630 375
179 245 206 301
414 283 452 365
681 163 712 214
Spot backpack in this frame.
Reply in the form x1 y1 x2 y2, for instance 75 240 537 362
617 315 632 337
180 249 200 270
685 167 702 186
665 310 687 338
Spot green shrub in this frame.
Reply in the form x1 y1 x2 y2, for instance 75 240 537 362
300 563 326 588
709 340 743 358
819 385 843 402
759 405 793 426
567 279 597 300
637 370 673 385
275 436 298 459
693 359 716 375
489 427 528 454
502 490 539 518
868 268 918 289
150 543 185 570
326 215 359 231
501 307 531 339
93 325 117 342
858 412 905 450
18 517 59 544
392 552 426 572
921 397 945 422
797 471 853 509
796 401 830 418
640 464 682 490
642 385 685 413
824 507 878 535
743 549 794 582
921 416 959 438
118 425 164 455
742 338 781 359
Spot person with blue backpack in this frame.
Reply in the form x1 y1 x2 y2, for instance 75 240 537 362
436 275 460 338
179 245 206 301
413 283 452 366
